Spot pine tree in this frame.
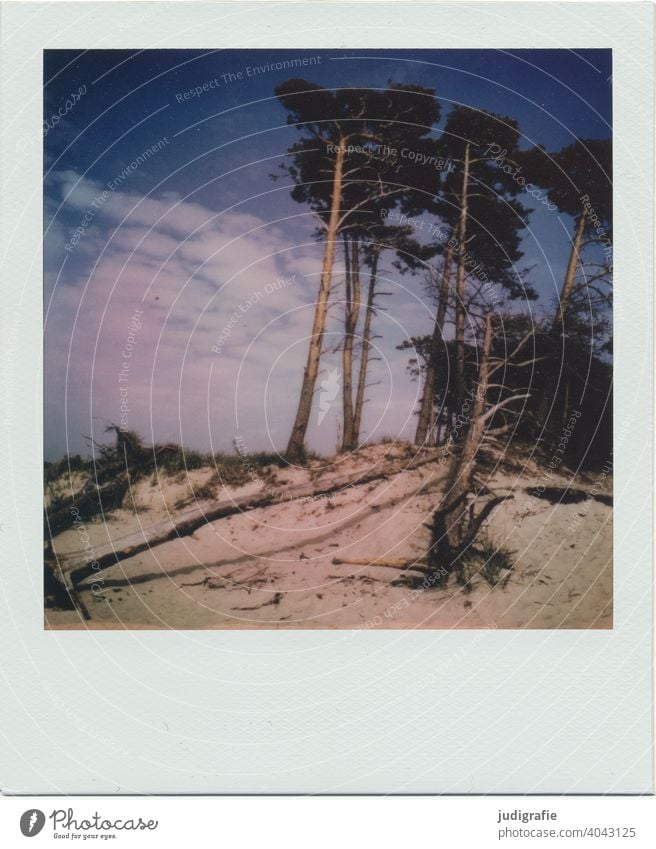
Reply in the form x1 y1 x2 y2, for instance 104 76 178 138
413 106 535 444
520 137 612 429
274 79 441 457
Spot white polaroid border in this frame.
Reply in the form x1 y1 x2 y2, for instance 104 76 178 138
0 1 653 794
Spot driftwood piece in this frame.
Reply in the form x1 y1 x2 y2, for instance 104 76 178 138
331 557 430 575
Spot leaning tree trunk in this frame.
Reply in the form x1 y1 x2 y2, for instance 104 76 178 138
342 235 361 451
552 207 588 333
560 376 571 432
454 142 471 418
286 141 346 458
415 240 455 446
352 247 380 444
426 314 500 581
538 206 588 429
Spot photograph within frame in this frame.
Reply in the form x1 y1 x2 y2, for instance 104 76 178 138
43 48 613 631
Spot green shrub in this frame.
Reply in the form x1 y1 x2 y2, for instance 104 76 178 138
476 537 515 587
460 536 514 588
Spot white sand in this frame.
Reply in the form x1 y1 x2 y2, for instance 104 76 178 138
46 444 612 630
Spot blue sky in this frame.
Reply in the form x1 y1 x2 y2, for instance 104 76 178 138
44 49 612 460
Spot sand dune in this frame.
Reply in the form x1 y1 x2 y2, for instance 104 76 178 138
45 443 612 630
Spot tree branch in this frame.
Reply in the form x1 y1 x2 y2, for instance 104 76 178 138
481 393 531 422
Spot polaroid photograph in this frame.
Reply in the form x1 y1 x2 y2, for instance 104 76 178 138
41 46 615 633
0 0 652 804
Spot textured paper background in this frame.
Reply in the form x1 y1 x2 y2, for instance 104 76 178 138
0 1 652 794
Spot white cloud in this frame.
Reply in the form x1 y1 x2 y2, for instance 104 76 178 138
45 171 430 458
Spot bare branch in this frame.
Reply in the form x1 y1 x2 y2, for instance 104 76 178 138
481 393 531 422
483 423 517 437
336 187 405 229
488 331 536 377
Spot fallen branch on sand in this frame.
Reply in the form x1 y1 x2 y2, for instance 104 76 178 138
332 556 430 575
232 592 283 611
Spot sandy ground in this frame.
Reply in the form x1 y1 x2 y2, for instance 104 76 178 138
45 443 612 630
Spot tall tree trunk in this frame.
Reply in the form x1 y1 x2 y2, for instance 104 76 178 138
415 240 455 445
552 207 588 333
341 235 361 451
427 314 494 579
353 247 380 444
286 141 346 458
538 206 588 429
454 142 471 418
560 376 571 432
446 313 492 512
